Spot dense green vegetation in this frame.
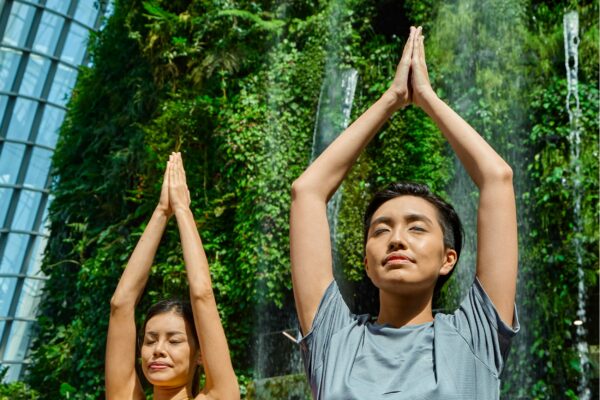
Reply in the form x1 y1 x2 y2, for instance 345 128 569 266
1 0 596 398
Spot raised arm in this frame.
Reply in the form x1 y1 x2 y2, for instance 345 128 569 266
291 28 418 335
411 31 518 324
105 164 172 400
169 153 239 400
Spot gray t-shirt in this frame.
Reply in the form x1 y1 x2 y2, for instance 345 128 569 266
299 279 519 400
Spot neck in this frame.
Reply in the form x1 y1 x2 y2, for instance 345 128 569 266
377 287 435 328
153 385 192 400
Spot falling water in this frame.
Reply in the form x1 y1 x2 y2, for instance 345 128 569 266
563 11 591 400
251 3 358 397
311 68 359 252
431 0 536 395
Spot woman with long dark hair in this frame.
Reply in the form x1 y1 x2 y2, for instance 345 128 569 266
291 27 519 399
106 153 239 400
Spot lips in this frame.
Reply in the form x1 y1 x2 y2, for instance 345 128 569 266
383 252 415 267
148 361 171 370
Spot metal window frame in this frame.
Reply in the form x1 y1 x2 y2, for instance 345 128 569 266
0 137 56 152
0 0 107 377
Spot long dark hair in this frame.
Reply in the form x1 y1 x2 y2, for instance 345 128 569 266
140 299 201 396
363 182 463 296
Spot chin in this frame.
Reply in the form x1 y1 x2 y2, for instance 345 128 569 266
376 276 435 295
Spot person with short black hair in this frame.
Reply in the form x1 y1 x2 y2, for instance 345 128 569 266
290 26 519 399
106 152 239 400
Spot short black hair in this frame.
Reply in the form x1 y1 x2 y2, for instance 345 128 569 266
363 182 463 294
141 299 200 395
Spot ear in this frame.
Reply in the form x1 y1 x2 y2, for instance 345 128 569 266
439 248 457 276
364 256 371 277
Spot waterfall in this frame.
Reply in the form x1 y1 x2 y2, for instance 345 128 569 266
311 68 359 256
430 0 536 395
563 11 591 400
251 2 358 396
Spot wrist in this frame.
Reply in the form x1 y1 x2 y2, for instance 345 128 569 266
154 205 171 218
381 90 405 112
415 88 439 108
173 206 192 216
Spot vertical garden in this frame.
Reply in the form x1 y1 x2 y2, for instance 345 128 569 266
1 0 596 399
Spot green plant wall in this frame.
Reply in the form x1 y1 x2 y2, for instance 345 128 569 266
6 0 595 399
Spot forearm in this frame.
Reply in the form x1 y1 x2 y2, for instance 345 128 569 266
174 207 214 299
293 91 399 201
175 207 239 398
419 91 513 187
110 208 169 309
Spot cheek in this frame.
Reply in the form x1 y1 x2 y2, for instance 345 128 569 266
173 344 193 362
414 237 446 263
140 345 150 359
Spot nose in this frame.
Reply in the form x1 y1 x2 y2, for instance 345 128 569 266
387 229 408 252
153 340 167 357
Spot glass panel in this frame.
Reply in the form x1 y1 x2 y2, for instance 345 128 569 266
0 188 12 227
0 278 17 316
7 98 38 141
41 197 51 230
0 95 8 124
2 3 36 47
0 233 30 274
5 320 34 360
36 105 65 148
12 190 42 231
74 0 99 27
0 48 22 92
19 54 51 98
32 11 64 56
15 278 43 319
45 0 70 15
47 64 77 106
26 235 47 277
23 147 52 189
3 363 23 382
61 23 88 65
0 142 25 184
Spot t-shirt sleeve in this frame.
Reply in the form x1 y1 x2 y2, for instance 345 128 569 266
297 280 355 387
450 277 520 375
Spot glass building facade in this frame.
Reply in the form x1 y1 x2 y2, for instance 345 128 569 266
0 0 106 381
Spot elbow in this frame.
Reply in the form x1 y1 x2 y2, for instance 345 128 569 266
291 177 307 201
496 163 513 183
109 294 135 313
485 162 513 185
291 177 324 203
189 286 215 303
109 295 122 311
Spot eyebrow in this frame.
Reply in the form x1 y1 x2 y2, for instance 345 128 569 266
369 216 393 228
405 213 434 226
145 331 186 337
369 213 434 228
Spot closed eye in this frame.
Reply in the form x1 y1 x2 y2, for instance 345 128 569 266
373 227 390 236
409 225 426 232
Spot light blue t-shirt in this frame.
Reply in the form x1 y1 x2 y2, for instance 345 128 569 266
298 279 519 400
